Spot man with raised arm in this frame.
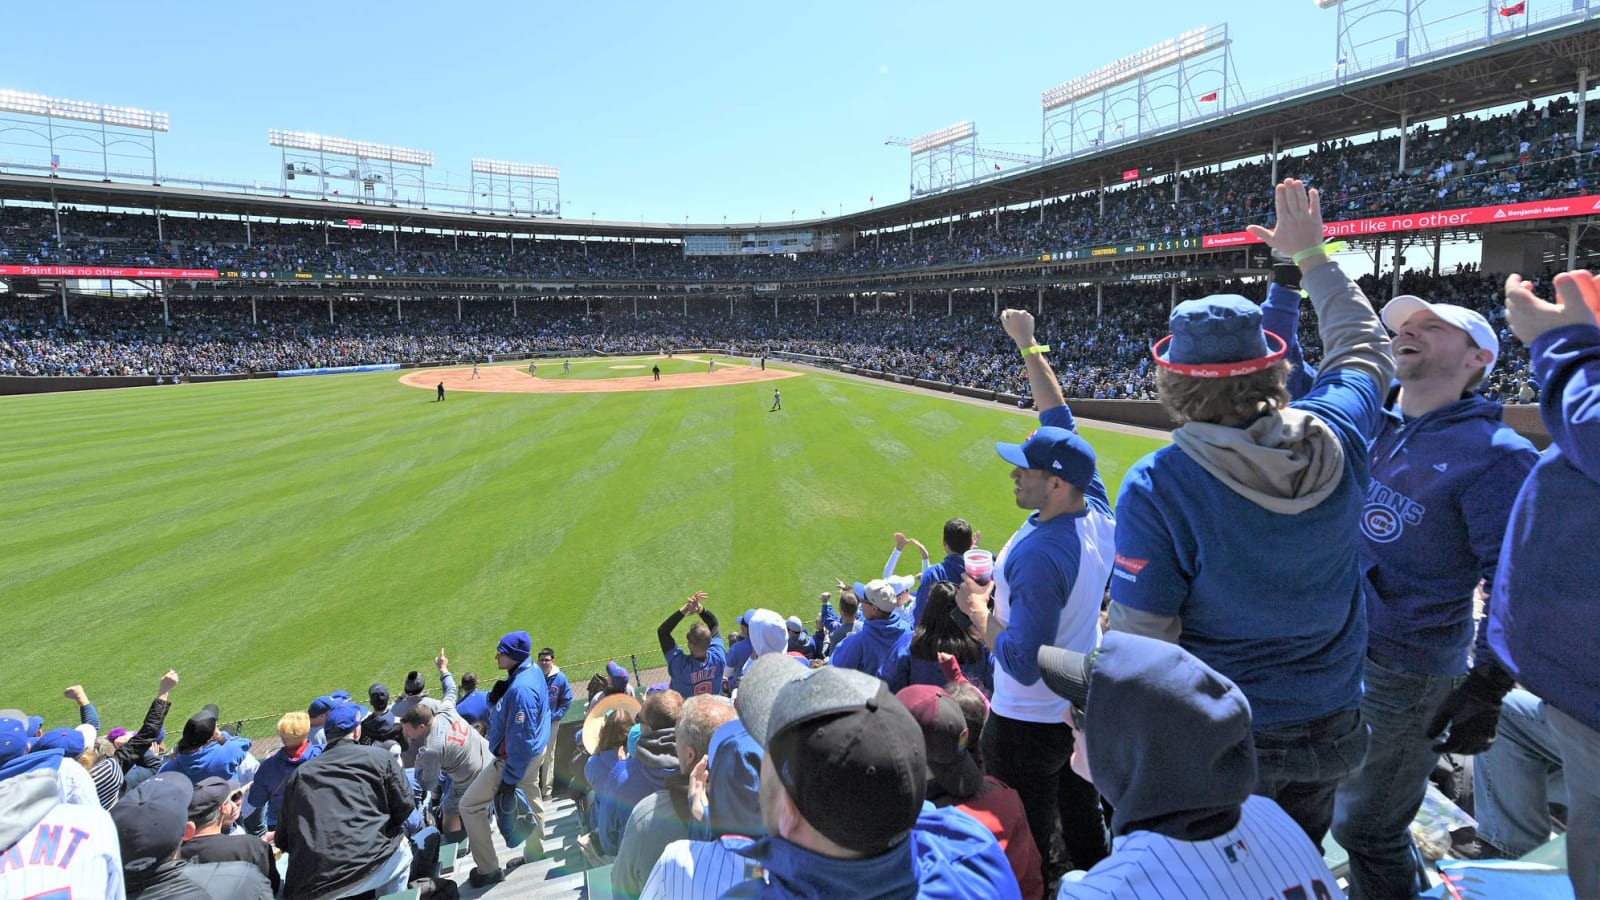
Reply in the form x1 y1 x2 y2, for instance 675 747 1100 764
954 307 1118 884
658 591 726 699
1105 179 1395 849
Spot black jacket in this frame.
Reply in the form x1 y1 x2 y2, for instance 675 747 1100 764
275 737 414 899
126 858 273 900
181 832 280 894
116 696 171 773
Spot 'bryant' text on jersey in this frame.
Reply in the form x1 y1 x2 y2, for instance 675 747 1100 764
1359 480 1426 545
0 824 93 873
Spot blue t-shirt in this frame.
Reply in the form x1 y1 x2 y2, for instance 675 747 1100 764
667 636 727 698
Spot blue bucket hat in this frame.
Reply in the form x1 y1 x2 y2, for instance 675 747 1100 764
1152 295 1287 378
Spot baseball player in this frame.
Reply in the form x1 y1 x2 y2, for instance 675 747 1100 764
1038 633 1345 899
471 363 480 379
436 381 445 401
769 389 781 411
708 358 715 373
563 359 571 374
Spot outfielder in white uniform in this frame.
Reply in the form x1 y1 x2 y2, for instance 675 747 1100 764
1037 632 1344 900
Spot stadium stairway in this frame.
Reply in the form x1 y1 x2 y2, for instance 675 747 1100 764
381 793 593 899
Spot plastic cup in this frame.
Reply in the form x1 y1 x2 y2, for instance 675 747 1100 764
964 549 995 585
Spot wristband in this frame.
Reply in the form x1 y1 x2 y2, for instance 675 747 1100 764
1020 344 1050 357
1291 240 1347 266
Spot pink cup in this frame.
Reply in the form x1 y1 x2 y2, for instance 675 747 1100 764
964 549 995 585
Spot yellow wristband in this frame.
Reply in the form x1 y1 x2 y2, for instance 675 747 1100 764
1021 344 1051 357
1291 240 1347 265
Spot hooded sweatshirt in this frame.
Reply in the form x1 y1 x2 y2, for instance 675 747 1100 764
597 727 678 856
0 760 126 900
1362 393 1536 675
829 612 911 678
723 803 1021 899
1488 323 1600 733
1110 260 1394 730
696 718 764 841
156 736 252 785
1060 632 1341 898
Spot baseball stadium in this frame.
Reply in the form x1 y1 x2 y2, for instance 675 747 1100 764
3 2 1599 897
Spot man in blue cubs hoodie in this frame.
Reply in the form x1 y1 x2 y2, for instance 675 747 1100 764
460 629 549 887
1324 296 1536 898
721 656 1020 899
1485 270 1600 898
1107 180 1395 849
828 578 911 677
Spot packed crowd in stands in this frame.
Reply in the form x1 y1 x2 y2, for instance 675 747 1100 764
6 177 1597 897
1 98 1596 283
0 266 1543 404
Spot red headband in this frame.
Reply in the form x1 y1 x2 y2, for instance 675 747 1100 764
1151 330 1288 378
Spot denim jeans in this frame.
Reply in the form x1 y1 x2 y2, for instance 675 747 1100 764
1547 704 1600 899
1473 688 1567 856
1331 654 1456 899
332 839 412 898
981 712 1107 883
1253 706 1369 851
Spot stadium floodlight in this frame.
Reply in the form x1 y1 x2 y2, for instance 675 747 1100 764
0 89 169 131
909 121 975 154
268 129 434 166
471 158 560 179
1041 25 1227 110
1314 0 1343 7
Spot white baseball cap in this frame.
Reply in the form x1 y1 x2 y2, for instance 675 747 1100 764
1380 295 1498 374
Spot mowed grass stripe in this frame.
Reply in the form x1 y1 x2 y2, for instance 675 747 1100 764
0 368 1166 726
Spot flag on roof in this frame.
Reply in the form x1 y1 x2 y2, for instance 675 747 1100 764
1200 91 1219 102
1499 1 1525 15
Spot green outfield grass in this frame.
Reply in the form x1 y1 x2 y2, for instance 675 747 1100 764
0 359 1165 731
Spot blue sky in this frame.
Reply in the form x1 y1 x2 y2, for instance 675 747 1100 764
4 2 1377 224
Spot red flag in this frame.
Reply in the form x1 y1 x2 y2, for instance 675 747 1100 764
869 195 874 203
1499 1 1525 14
994 163 1002 171
1200 90 1219 102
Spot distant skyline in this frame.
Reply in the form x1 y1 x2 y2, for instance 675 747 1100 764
0 1 1575 227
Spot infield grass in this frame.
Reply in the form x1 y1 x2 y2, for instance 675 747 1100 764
0 359 1164 729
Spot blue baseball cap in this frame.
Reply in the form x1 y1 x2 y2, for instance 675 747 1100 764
0 718 29 764
1152 295 1287 378
32 727 86 756
996 426 1096 489
324 702 362 739
307 695 339 718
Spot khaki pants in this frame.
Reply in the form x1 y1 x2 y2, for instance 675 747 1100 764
460 758 546 874
535 735 558 799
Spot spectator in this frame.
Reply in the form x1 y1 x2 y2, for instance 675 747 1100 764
954 307 1117 881
596 689 682 858
402 648 489 841
275 702 415 898
156 705 252 785
1468 687 1569 859
104 670 179 800
1036 633 1343 898
460 629 549 887
180 776 279 894
389 667 434 768
1107 180 1394 848
306 695 338 747
881 582 996 695
0 717 126 899
578 700 636 863
722 611 757 691
1486 270 1600 897
112 773 272 899
614 694 737 898
830 579 912 678
536 647 574 801
720 656 1020 898
359 681 405 748
826 593 863 658
241 711 320 837
1330 294 1536 898
727 609 792 695
658 590 726 699
912 518 974 625
784 617 815 656
898 684 1043 900
454 671 488 726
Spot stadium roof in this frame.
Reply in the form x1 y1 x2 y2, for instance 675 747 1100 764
2 17 1598 239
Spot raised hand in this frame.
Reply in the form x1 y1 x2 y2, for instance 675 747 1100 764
1000 308 1037 348
1505 271 1600 346
1245 179 1328 261
436 648 449 672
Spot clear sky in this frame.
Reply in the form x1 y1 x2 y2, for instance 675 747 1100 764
0 1 1466 225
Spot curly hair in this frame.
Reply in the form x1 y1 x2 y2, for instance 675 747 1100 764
1156 360 1291 425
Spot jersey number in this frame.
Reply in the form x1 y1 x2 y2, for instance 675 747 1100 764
444 717 471 748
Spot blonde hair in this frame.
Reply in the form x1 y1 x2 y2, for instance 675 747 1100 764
278 711 311 747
